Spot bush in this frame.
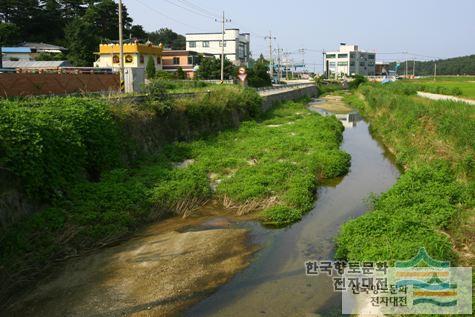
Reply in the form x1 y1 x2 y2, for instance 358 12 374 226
0 98 120 199
336 165 464 263
145 56 156 79
348 75 368 90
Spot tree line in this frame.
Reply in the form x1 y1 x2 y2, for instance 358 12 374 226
0 0 185 66
389 55 475 76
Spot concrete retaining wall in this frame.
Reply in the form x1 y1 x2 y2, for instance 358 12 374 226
261 85 318 111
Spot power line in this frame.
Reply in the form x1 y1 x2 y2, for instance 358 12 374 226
175 0 220 18
132 0 208 31
162 0 216 19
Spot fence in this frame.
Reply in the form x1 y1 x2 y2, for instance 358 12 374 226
0 73 120 97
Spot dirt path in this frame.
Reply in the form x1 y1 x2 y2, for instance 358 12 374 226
5 214 255 317
417 91 475 105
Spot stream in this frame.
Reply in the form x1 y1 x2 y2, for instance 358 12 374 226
186 103 401 316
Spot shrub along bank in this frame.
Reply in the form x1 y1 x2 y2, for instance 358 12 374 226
0 93 350 304
336 84 474 265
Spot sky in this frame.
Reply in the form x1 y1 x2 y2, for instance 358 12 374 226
124 0 475 71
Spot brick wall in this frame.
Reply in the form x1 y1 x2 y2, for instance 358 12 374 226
0 73 120 97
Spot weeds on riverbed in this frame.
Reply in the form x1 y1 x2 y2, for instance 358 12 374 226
0 99 350 303
337 84 474 266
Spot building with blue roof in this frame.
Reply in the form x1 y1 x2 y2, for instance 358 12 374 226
1 47 33 61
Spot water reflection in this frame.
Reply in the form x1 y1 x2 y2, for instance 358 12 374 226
309 106 362 129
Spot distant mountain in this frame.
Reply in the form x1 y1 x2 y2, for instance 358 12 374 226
388 55 475 76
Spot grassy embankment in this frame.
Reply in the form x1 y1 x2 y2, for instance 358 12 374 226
0 86 349 302
336 83 474 267
396 76 475 99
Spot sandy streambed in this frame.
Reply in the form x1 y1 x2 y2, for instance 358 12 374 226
5 215 255 317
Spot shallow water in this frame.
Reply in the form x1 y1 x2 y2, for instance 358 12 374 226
186 109 401 316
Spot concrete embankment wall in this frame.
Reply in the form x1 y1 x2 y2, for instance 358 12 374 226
261 86 318 111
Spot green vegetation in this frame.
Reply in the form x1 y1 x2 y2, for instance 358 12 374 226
412 77 475 99
381 79 469 98
145 56 156 79
0 97 349 302
247 55 272 88
196 56 236 80
389 55 475 76
0 97 121 200
315 79 343 95
336 84 474 264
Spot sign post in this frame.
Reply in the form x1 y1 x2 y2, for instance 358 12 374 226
238 67 248 86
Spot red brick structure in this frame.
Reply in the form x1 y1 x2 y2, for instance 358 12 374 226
0 73 120 97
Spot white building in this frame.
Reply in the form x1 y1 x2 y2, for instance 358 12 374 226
324 44 376 78
185 29 250 65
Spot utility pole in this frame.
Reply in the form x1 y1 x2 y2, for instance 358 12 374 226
405 55 408 79
434 63 437 81
265 32 276 82
299 48 306 74
216 11 231 83
277 46 282 83
118 0 125 92
413 60 416 78
322 50 326 78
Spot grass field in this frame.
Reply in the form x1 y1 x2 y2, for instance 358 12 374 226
410 76 475 99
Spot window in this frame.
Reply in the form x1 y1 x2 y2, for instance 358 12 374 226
338 54 348 58
219 41 227 47
368 54 375 60
338 61 348 66
173 57 180 65
329 62 336 67
350 61 355 66
326 54 336 59
189 41 196 48
368 62 375 66
202 41 210 47
360 62 365 66
350 53 355 58
157 57 161 64
188 56 193 65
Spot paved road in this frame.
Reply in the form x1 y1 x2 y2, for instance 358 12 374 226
417 91 475 105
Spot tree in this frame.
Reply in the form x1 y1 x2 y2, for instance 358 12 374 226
196 56 236 80
127 25 147 40
247 54 272 87
0 22 20 46
146 56 156 79
147 28 185 49
176 67 186 79
83 0 132 41
64 17 98 66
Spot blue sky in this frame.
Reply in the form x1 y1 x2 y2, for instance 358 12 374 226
125 0 475 70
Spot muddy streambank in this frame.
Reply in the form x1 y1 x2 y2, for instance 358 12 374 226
3 209 259 317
